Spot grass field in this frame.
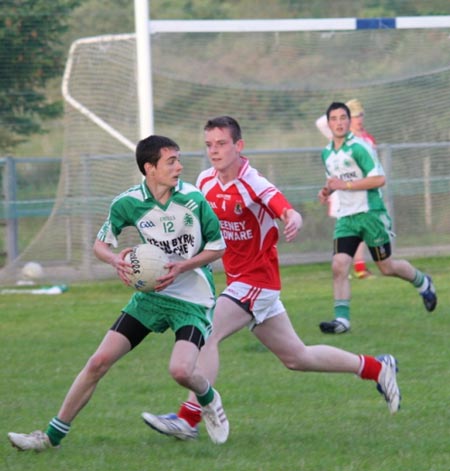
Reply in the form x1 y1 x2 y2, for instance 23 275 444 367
1 257 449 471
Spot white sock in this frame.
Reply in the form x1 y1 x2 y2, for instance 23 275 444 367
417 277 429 293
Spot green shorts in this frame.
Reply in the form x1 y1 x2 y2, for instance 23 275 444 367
334 210 393 247
122 291 213 339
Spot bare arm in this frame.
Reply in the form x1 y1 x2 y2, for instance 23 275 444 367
154 248 225 291
315 114 333 140
327 175 385 192
279 208 303 243
93 239 132 285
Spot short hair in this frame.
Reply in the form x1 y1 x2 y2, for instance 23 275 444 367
326 102 351 121
345 98 365 117
135 135 180 175
204 116 242 143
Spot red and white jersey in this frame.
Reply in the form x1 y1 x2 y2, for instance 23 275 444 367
196 157 293 290
359 130 376 148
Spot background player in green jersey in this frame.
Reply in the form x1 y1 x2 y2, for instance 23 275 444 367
8 135 228 451
316 98 376 279
318 102 437 334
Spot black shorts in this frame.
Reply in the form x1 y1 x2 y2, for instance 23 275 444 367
334 236 392 262
110 312 205 350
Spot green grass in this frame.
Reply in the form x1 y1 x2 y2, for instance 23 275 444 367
1 257 449 471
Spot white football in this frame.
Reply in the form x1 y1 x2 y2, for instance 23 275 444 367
124 244 169 292
21 261 44 280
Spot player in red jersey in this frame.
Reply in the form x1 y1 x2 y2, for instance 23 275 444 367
141 116 401 443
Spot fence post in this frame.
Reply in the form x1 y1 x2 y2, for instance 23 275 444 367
379 145 395 250
3 157 19 262
423 156 432 229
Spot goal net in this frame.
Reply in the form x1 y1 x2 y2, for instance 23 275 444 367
2 18 450 284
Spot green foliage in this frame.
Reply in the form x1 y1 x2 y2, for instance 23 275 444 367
0 0 81 152
1 257 450 470
149 0 450 19
64 0 134 41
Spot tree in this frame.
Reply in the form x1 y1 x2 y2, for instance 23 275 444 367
0 0 82 152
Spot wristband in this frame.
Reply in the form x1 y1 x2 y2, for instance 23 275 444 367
346 182 352 190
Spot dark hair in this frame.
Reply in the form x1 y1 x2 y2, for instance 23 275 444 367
135 135 180 175
326 102 351 121
204 116 242 143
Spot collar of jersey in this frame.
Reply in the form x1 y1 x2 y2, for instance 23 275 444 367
330 131 354 151
140 179 182 200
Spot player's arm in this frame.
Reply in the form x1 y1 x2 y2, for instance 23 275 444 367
327 144 385 191
315 114 333 140
327 175 385 191
170 248 224 274
156 248 225 291
318 185 333 204
93 239 132 285
268 192 303 242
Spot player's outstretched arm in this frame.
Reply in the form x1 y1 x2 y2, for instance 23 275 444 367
280 208 303 242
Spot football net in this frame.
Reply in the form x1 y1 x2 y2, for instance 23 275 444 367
2 19 450 284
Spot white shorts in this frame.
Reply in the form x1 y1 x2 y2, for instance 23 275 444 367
220 281 286 330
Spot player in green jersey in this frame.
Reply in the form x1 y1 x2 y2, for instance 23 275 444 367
8 135 228 451
318 102 437 334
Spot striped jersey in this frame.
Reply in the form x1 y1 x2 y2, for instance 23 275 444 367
196 157 293 290
322 132 386 218
97 179 225 307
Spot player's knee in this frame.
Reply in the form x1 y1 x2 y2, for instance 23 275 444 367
85 352 113 379
284 359 307 371
377 262 395 276
169 362 193 386
332 257 350 278
280 352 307 371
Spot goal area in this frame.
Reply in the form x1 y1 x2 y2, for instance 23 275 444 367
2 16 450 284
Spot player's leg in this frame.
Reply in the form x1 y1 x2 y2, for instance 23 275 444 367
195 293 253 383
319 235 360 334
373 252 437 311
364 210 438 313
141 325 206 441
253 313 400 413
165 325 229 444
142 285 253 441
353 242 373 279
56 329 133 423
254 312 360 371
8 312 149 451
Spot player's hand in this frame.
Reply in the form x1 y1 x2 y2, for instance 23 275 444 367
153 262 181 291
327 177 347 191
318 186 330 204
281 208 302 242
114 247 134 286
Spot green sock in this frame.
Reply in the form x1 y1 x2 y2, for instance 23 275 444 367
412 270 426 290
334 299 350 321
195 385 214 406
46 417 71 446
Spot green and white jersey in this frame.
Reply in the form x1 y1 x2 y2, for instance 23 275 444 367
321 132 386 218
97 179 226 308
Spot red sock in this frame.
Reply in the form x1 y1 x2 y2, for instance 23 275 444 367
358 355 382 381
354 260 367 273
177 401 202 427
